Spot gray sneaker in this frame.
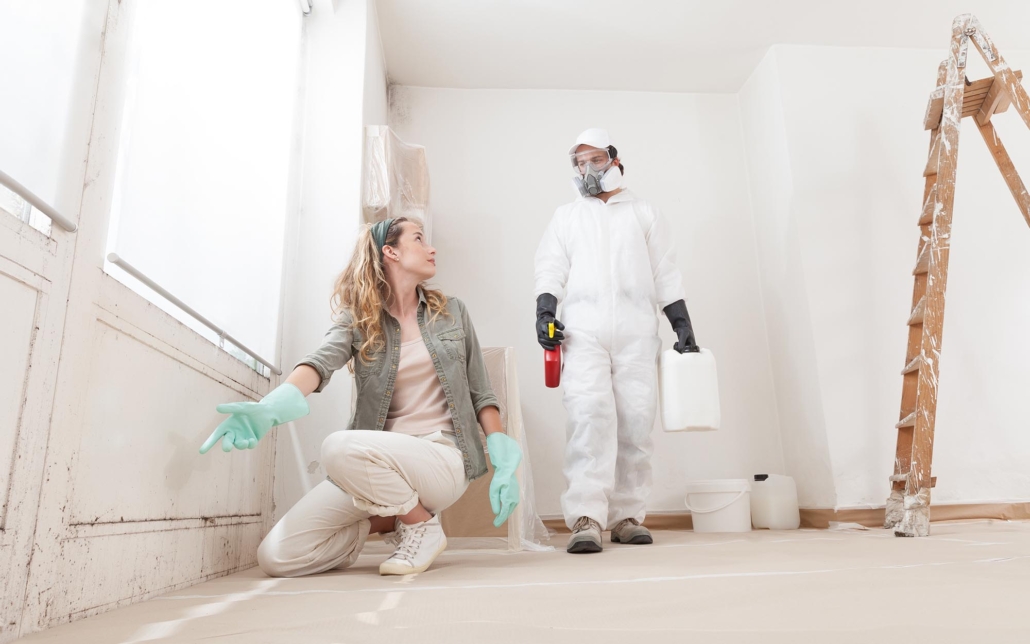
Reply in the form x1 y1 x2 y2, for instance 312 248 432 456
567 516 603 554
610 518 653 545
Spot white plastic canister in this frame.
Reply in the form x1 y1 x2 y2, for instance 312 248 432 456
658 348 720 432
750 474 801 530
684 479 752 533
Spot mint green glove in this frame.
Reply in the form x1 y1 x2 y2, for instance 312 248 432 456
486 432 522 527
200 383 309 454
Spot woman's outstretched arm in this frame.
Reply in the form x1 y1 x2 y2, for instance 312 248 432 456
285 364 322 397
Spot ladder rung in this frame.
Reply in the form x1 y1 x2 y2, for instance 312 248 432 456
913 244 930 275
924 132 941 177
896 412 916 429
920 184 938 225
902 355 924 375
908 296 926 325
889 474 937 487
923 86 944 130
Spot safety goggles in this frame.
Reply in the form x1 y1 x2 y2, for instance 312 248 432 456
569 147 613 174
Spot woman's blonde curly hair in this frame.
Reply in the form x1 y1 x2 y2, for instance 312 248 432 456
331 217 448 368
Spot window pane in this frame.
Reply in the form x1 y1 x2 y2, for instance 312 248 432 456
0 0 89 216
0 185 52 236
106 0 302 365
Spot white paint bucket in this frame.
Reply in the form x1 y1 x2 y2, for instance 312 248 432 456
684 479 752 533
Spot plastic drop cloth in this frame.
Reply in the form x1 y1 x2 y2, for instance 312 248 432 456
362 125 432 241
351 346 551 552
438 347 552 551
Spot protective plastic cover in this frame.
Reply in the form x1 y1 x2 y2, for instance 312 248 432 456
361 125 432 241
439 347 552 551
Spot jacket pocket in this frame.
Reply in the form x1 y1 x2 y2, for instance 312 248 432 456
437 327 467 361
354 353 385 385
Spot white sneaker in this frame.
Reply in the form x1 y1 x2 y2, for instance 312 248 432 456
379 515 448 576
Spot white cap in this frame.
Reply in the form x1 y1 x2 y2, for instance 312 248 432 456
568 128 611 155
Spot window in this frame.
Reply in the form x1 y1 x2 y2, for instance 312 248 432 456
0 0 88 237
0 186 52 236
104 0 303 374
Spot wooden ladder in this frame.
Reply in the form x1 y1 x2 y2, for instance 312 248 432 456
888 15 1030 537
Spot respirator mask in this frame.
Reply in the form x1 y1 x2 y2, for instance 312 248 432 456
570 147 623 197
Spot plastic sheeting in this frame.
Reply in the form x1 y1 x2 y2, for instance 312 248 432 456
18 523 1030 642
439 347 552 551
362 125 432 241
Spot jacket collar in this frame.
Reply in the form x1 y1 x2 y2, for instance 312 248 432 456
577 188 636 205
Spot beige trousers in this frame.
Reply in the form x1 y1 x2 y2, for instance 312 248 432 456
257 429 468 578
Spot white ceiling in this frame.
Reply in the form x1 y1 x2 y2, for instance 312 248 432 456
375 0 1030 93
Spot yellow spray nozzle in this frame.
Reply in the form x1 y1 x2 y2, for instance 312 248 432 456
548 322 555 339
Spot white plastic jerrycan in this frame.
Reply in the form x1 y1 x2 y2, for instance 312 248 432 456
750 474 801 530
658 348 720 432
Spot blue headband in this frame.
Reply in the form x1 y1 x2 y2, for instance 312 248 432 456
371 218 395 257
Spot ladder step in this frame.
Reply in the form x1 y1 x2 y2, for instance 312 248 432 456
889 474 937 487
896 412 916 429
902 355 924 375
923 86 944 130
963 72 1022 119
976 70 1023 125
924 132 941 177
908 296 926 325
921 73 1017 129
913 244 930 275
920 184 938 224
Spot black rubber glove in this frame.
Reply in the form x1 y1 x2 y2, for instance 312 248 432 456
536 293 565 350
663 299 700 353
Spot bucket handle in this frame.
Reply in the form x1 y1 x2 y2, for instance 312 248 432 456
684 489 747 515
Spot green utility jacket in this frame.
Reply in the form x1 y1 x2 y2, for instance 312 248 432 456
297 290 498 481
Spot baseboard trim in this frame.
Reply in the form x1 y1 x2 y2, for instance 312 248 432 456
542 502 1030 533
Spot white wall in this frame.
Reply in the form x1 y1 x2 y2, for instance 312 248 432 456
738 51 837 508
741 45 1030 509
389 86 785 517
274 0 389 520
363 0 389 126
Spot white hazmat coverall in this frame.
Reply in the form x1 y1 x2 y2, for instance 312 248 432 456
535 189 684 530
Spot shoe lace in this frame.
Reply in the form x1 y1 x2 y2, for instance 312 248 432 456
382 518 403 546
615 518 639 531
573 516 598 533
393 523 427 562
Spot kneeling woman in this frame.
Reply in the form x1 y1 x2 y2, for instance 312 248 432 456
200 217 522 576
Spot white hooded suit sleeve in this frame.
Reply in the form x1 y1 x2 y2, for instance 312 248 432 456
534 212 571 304
643 203 685 310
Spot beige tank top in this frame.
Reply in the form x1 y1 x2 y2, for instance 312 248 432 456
384 337 455 436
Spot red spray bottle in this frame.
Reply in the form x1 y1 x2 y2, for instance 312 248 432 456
544 322 562 388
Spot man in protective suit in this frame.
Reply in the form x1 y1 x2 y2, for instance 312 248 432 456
535 128 698 554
